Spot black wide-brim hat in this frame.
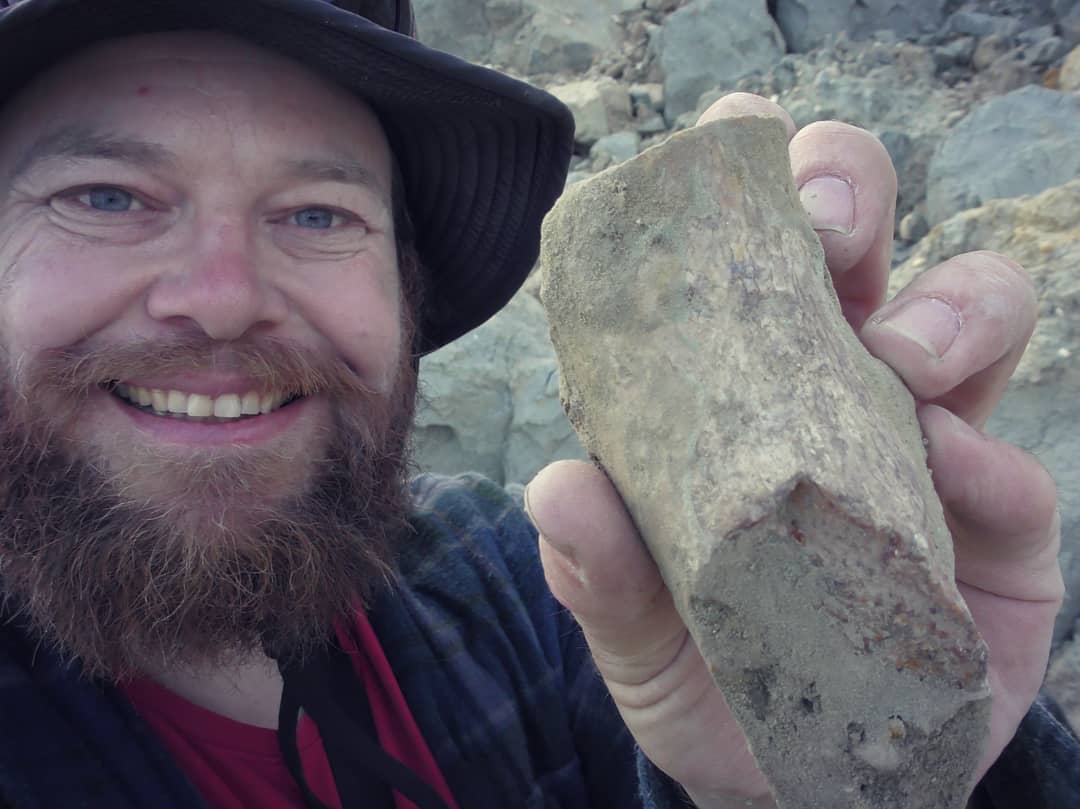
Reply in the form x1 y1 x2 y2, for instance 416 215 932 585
0 0 575 354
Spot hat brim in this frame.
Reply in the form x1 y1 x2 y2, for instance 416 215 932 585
0 0 575 353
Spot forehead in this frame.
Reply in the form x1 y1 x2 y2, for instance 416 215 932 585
0 31 392 180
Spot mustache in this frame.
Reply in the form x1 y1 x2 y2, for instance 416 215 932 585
20 335 386 402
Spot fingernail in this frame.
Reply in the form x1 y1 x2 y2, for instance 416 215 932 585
871 297 962 358
523 484 579 567
522 483 541 532
798 175 855 234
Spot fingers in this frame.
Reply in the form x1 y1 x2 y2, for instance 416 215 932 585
696 93 898 331
789 123 897 329
526 460 772 798
525 460 686 677
860 251 1037 427
919 404 1062 602
920 402 1063 781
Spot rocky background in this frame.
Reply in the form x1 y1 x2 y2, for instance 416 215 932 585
409 0 1080 724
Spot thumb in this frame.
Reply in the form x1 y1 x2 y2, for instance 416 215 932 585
524 460 688 688
526 461 773 800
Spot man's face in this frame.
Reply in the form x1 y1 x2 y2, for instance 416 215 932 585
0 32 419 676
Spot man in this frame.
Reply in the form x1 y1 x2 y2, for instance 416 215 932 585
0 1 1073 808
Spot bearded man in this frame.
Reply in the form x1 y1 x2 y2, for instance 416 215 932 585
0 1 1074 808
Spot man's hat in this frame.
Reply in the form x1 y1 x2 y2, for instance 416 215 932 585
0 0 576 353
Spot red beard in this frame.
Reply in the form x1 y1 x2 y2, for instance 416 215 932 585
0 333 418 680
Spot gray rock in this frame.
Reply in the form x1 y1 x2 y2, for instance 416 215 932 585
1062 3 1080 44
590 130 642 166
926 86 1080 225
891 180 1080 649
652 0 784 124
414 0 627 75
547 78 633 146
629 82 664 114
934 35 977 68
542 116 989 809
1018 24 1059 47
945 10 1022 40
634 114 668 136
972 34 1015 70
1054 0 1078 18
413 290 584 486
413 0 494 64
774 0 951 53
1027 36 1071 65
522 4 614 74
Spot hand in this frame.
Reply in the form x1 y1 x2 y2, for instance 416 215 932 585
524 93 1064 807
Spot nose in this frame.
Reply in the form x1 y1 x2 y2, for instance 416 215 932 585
145 218 289 341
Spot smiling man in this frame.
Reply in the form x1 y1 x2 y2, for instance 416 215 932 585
0 2 1075 809
0 30 419 682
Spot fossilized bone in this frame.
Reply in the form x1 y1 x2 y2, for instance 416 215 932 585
539 115 991 809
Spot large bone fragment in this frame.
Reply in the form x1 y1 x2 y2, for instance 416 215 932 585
539 116 991 809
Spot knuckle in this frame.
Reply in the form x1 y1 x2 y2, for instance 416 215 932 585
950 251 1038 334
961 250 1035 296
697 93 796 137
911 364 959 400
792 120 888 157
790 122 897 192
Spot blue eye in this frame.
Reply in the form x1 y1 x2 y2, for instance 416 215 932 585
292 208 338 229
83 187 137 212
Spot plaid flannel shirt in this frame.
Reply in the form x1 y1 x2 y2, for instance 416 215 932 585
0 472 1075 808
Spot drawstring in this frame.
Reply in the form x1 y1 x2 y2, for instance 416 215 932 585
277 672 336 809
274 640 451 809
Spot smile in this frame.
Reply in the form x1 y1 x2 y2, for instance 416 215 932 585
107 382 303 422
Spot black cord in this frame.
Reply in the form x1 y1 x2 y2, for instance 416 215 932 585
276 643 451 809
277 673 337 809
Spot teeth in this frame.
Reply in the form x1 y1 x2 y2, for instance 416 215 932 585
167 390 187 414
113 385 295 420
213 394 242 419
187 394 213 418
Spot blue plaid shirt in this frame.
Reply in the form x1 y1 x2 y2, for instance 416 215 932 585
0 472 1074 808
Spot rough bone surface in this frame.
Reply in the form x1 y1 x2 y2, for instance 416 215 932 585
539 116 991 809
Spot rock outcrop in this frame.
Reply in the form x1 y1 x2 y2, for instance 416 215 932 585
774 0 952 53
926 86 1080 225
414 291 583 487
651 0 785 124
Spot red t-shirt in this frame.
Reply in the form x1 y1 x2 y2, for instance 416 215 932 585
123 611 458 809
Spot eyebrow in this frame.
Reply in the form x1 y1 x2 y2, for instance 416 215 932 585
8 125 390 209
8 124 178 183
283 157 391 210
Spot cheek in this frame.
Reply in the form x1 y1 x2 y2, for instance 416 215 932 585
313 269 403 391
2 246 145 353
